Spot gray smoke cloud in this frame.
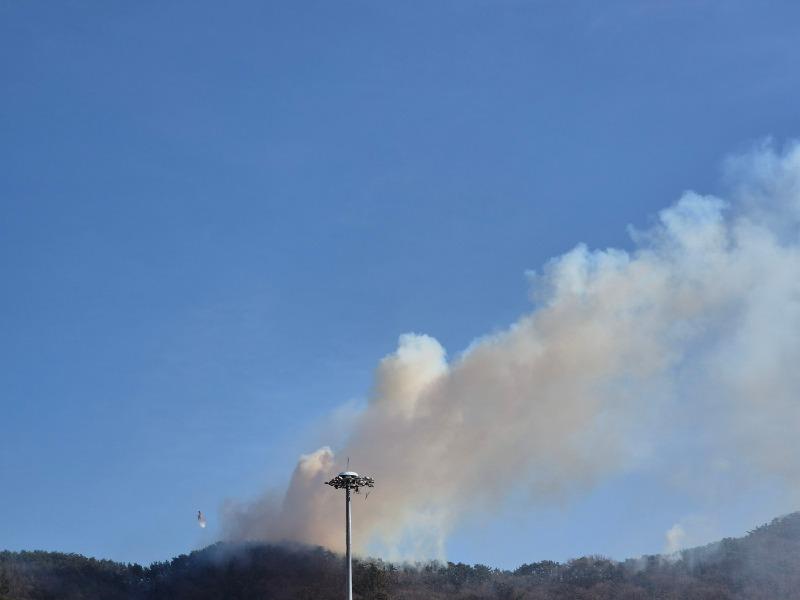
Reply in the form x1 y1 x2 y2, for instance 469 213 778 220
223 140 800 559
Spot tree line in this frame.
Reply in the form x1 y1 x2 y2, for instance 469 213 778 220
4 513 800 599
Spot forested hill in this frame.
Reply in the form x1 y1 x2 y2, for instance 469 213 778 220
3 513 800 599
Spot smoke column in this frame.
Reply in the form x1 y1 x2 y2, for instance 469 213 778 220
223 140 800 559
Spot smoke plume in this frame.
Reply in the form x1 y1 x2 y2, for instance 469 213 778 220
223 140 800 559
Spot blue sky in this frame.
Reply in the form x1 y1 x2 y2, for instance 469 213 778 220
2 1 800 568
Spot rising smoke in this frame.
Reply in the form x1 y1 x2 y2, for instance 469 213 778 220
223 140 800 559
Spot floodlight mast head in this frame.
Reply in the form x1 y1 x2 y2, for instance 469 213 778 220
325 471 375 493
325 470 375 600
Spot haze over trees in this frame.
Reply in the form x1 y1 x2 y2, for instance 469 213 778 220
3 513 800 599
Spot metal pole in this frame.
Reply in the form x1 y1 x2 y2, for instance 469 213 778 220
325 472 372 600
345 487 352 600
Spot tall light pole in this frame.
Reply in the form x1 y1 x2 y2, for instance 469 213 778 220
325 471 375 600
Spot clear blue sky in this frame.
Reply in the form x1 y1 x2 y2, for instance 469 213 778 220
2 0 799 568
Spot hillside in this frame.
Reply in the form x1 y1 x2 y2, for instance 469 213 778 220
4 513 800 599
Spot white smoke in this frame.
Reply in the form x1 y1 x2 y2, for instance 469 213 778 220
665 524 686 554
663 515 717 556
223 140 800 559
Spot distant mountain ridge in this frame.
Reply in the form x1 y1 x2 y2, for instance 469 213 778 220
3 513 800 599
